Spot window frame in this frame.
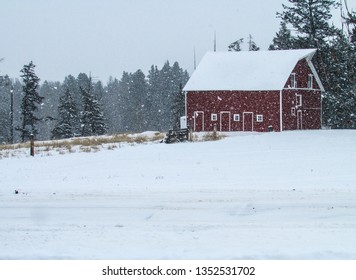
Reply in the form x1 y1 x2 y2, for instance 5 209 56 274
256 114 263 123
291 73 297 88
211 113 218 122
233 114 240 122
308 74 313 89
296 94 302 107
291 107 296 116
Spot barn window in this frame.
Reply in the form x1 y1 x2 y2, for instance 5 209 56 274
308 74 313 89
296 94 302 107
211 113 217 121
291 73 297 88
291 107 296 116
233 114 240 121
256 114 263 122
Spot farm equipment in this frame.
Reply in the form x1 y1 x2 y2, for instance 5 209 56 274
163 128 189 144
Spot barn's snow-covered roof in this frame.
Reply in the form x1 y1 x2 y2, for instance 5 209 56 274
184 49 319 91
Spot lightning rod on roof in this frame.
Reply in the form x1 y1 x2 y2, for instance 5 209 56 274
214 31 217 52
194 48 197 70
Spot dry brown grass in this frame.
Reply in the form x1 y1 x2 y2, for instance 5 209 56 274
0 142 29 151
0 132 165 156
150 132 165 142
202 131 226 142
0 130 228 157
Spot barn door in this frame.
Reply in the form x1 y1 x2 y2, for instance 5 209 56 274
193 111 204 132
220 111 231 131
243 112 253 131
297 110 302 130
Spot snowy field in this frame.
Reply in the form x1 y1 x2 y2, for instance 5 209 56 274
0 130 355 260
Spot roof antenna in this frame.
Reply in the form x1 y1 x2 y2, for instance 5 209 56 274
214 31 217 52
194 48 197 70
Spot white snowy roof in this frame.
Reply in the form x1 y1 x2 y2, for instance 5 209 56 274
184 49 319 91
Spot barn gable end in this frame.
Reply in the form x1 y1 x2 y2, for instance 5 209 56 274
184 49 323 132
281 59 323 131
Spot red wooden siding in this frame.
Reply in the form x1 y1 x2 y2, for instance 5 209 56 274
284 59 320 90
282 89 321 130
282 59 322 130
186 90 281 132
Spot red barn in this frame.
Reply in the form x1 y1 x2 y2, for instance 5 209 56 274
183 49 324 132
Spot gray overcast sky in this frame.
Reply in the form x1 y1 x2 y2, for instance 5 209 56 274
1 0 355 82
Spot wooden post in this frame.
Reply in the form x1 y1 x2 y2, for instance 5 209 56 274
30 134 35 157
213 124 217 140
10 87 14 144
188 119 193 142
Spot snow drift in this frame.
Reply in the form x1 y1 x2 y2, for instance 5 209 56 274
0 130 355 259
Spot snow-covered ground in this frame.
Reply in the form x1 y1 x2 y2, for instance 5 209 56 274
0 130 355 259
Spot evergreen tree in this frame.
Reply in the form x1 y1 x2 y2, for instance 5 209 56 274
129 70 148 132
118 71 133 132
158 61 173 129
77 72 91 130
80 77 107 136
0 75 12 143
147 65 162 130
228 38 244 51
275 0 340 88
248 34 260 51
38 80 61 140
322 32 356 128
51 89 78 139
269 21 296 50
18 61 43 142
9 79 23 143
170 63 189 129
147 61 189 131
278 0 340 49
62 75 81 135
343 0 356 43
271 0 356 128
171 83 185 130
103 76 122 133
93 80 105 102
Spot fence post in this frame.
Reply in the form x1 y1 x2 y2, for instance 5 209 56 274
213 124 218 140
30 134 35 157
188 119 193 142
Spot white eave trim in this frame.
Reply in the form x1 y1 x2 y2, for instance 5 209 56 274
306 55 325 92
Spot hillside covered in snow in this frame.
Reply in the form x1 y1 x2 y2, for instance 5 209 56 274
0 130 355 259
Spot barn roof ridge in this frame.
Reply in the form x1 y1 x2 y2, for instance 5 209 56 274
183 48 321 92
